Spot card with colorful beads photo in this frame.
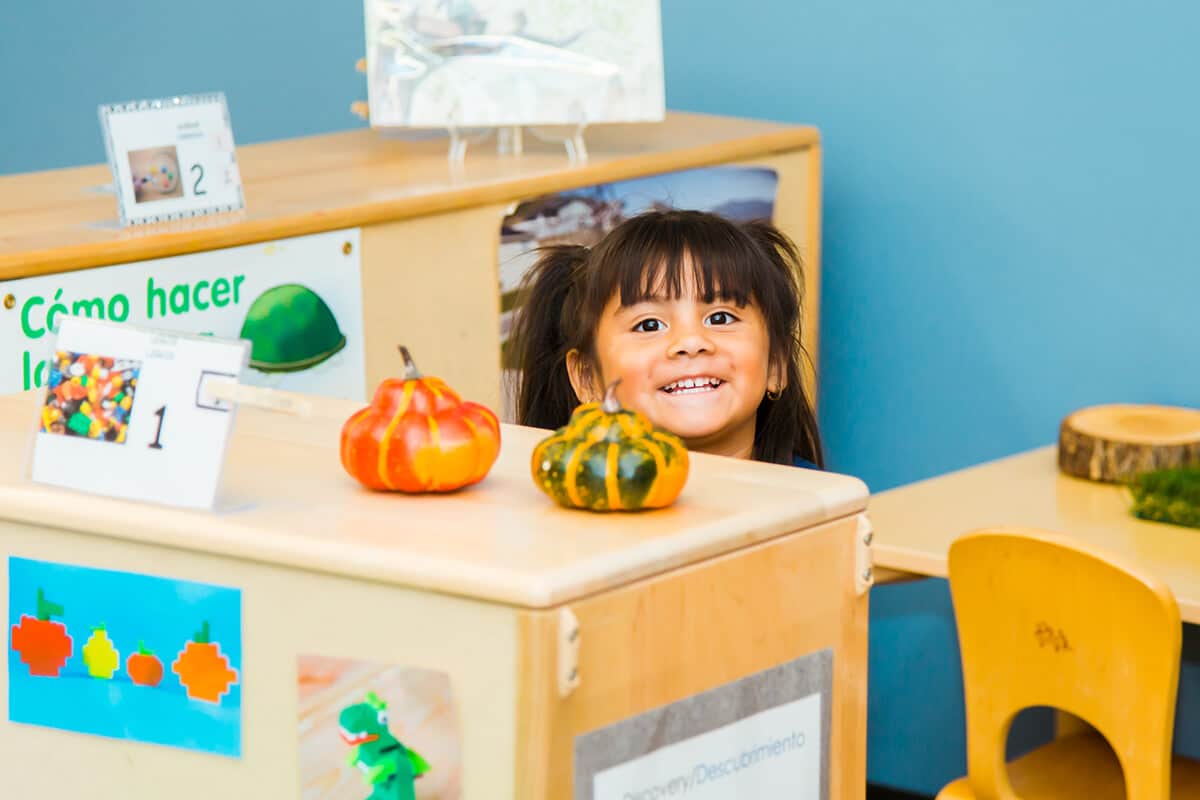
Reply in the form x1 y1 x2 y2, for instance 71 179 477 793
40 351 142 444
28 316 249 509
99 93 243 225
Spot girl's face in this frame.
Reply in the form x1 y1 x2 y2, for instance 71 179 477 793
570 269 778 460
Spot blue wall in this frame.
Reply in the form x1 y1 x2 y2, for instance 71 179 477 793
667 0 1200 791
0 1 367 175
5 1 1199 794
665 0 1200 491
664 3 1200 792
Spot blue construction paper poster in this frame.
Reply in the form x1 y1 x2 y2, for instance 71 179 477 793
6 556 242 757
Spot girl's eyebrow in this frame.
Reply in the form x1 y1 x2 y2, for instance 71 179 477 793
616 295 670 311
617 293 748 313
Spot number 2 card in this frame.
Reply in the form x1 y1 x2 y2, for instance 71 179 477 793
99 92 244 226
29 317 249 509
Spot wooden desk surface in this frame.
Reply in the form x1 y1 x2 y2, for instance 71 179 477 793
869 445 1200 622
0 111 818 280
0 390 866 609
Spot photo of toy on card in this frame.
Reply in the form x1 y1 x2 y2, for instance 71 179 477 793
26 316 248 509
99 94 244 226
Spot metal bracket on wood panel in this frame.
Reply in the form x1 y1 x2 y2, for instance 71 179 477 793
557 607 581 698
856 513 875 596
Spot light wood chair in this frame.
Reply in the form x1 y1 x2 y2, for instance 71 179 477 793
938 527 1200 800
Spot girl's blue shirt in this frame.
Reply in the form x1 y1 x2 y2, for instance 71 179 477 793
793 455 819 470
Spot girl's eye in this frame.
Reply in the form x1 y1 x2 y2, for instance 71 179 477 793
633 318 664 333
706 311 738 326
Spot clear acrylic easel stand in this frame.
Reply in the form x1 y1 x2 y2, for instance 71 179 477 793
446 119 589 165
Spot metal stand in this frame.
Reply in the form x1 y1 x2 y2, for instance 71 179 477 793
447 123 494 164
497 126 524 157
528 121 589 164
445 120 589 165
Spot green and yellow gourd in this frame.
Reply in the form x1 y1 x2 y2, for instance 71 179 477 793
531 381 689 511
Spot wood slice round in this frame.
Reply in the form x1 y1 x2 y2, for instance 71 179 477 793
1058 404 1200 483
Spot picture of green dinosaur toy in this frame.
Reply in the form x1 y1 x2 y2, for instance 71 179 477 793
339 691 431 800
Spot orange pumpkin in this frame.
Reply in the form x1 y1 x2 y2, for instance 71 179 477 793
340 346 501 492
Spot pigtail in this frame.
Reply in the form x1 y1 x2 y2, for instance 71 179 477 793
741 220 826 468
508 245 590 430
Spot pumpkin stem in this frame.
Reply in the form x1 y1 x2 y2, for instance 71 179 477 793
398 346 422 380
601 379 622 413
138 640 154 656
194 620 211 644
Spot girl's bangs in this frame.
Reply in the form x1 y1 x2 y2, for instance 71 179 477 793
592 214 761 308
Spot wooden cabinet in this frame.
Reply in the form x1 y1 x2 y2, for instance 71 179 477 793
0 390 868 798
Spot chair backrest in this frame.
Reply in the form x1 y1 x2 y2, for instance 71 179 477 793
947 527 1181 800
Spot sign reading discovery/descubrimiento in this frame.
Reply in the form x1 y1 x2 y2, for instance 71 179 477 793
575 650 832 800
0 229 366 401
593 695 820 800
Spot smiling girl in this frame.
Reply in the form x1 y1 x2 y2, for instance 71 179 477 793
509 209 823 468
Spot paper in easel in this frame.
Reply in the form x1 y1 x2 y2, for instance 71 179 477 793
29 317 249 509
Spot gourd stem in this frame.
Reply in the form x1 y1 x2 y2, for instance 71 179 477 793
602 379 622 413
398 346 422 380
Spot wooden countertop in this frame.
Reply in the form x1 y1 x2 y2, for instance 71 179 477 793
868 445 1200 623
0 390 865 608
0 112 819 280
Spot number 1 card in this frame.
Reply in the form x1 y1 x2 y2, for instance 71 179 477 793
99 92 244 226
29 317 249 510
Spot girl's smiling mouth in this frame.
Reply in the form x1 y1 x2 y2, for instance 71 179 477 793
660 376 725 395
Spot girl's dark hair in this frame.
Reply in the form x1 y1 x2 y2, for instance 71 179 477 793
508 209 823 467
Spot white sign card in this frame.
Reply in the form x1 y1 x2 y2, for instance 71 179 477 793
0 229 366 401
99 92 244 226
574 649 832 800
29 317 249 510
594 695 821 800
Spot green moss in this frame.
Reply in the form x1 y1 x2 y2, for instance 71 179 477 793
1129 466 1200 529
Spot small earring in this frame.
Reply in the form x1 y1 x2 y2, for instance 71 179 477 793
766 388 781 401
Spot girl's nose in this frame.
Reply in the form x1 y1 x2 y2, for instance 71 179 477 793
668 327 714 357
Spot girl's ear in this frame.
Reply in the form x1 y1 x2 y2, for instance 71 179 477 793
767 356 788 396
566 349 601 403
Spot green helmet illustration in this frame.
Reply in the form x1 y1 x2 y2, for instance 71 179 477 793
239 284 346 372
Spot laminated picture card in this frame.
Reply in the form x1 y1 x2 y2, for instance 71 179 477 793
363 0 665 128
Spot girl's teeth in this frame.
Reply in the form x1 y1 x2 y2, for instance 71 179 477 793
664 378 722 394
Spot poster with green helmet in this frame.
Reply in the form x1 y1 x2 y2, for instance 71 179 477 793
0 229 365 400
240 284 347 373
